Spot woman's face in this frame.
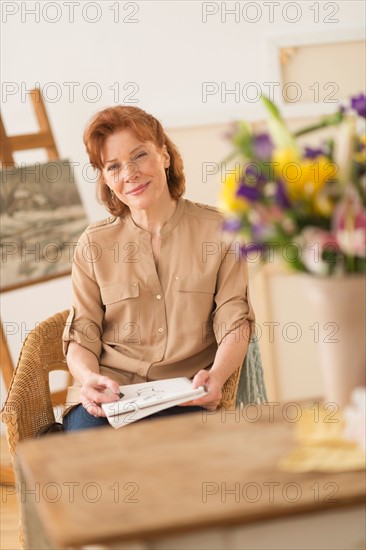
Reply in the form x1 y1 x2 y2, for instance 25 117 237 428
101 128 171 213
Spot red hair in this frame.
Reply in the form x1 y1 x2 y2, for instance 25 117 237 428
83 106 186 216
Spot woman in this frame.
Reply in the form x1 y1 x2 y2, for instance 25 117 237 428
62 105 255 431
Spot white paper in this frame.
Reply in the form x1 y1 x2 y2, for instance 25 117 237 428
101 377 207 429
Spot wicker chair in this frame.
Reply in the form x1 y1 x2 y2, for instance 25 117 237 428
1 310 267 460
1 311 70 460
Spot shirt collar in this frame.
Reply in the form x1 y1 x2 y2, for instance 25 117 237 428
125 196 186 236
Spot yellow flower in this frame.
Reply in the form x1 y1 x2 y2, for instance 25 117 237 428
273 149 337 204
354 151 366 164
313 193 334 217
272 146 299 166
359 133 366 147
219 166 249 213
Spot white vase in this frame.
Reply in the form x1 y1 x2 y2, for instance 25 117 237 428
301 274 366 408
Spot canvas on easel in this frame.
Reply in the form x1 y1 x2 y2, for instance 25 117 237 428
0 159 88 291
0 90 87 482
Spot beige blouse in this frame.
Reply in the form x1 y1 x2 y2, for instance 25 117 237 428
62 197 255 406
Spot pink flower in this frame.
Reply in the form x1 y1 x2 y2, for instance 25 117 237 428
333 194 366 258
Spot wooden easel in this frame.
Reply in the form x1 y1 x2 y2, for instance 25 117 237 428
0 88 71 483
0 88 59 166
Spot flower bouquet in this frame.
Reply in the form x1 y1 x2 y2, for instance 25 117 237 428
220 94 366 276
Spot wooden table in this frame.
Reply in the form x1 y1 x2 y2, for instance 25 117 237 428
16 404 365 550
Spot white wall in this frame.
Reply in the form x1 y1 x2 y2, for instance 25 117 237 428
1 1 365 412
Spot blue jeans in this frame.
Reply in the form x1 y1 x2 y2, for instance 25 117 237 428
63 403 205 432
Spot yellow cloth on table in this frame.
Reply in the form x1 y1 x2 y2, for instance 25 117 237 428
279 406 366 473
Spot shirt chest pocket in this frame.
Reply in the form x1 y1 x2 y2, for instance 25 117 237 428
175 277 216 293
175 277 216 324
100 282 140 325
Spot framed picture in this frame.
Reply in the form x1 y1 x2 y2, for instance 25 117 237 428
0 159 89 292
266 27 365 118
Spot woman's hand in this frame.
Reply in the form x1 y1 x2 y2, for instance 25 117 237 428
179 369 223 412
180 324 250 413
66 342 121 418
80 372 121 418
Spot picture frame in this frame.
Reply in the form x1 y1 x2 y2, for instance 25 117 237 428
266 26 365 118
0 159 89 292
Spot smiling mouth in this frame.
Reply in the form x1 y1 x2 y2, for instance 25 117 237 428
127 181 151 195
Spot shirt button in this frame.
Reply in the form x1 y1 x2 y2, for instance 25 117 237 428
154 355 160 360
138 368 144 375
156 294 161 300
158 327 164 333
175 276 179 280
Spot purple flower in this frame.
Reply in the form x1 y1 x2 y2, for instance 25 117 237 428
303 146 325 159
244 164 267 185
351 94 366 118
240 242 265 258
222 218 242 232
275 179 291 209
236 182 261 202
253 133 273 160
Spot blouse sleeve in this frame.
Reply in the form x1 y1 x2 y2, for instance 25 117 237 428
62 230 104 360
212 235 256 345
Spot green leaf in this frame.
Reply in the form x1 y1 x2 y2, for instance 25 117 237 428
261 95 282 119
261 95 299 154
293 110 345 137
232 121 254 158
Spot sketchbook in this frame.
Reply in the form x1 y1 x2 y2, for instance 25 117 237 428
101 377 207 429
